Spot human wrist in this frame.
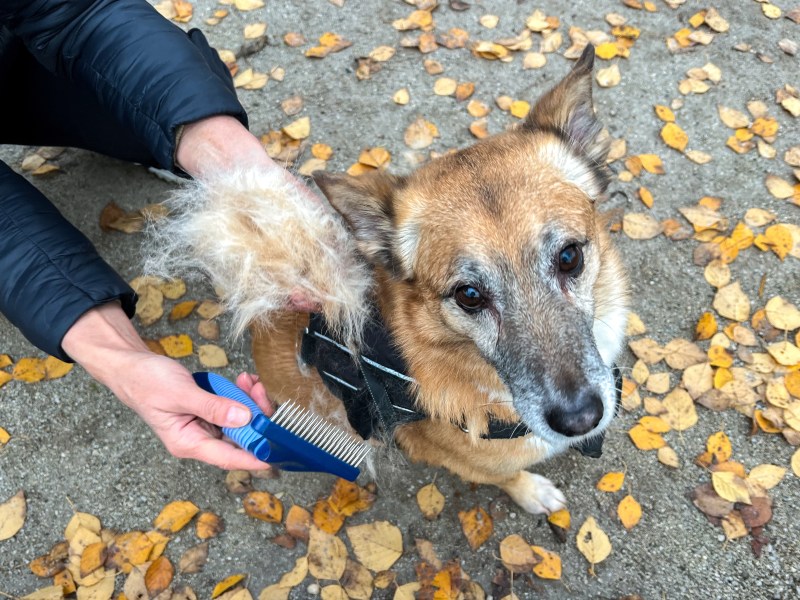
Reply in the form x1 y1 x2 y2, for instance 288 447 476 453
61 303 150 391
175 115 277 179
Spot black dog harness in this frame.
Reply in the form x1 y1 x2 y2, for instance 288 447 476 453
300 313 618 458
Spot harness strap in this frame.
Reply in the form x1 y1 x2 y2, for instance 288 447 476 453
300 313 617 456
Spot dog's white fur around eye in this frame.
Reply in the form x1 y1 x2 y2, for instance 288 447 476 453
143 168 372 347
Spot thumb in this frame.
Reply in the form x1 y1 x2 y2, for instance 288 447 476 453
193 391 253 429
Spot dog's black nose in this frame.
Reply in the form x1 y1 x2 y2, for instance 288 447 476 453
546 390 604 437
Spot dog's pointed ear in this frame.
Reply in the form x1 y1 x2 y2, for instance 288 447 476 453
314 171 408 277
523 45 609 166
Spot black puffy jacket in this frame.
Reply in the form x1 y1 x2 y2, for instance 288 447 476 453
0 0 248 361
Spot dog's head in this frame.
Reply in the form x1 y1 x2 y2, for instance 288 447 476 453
315 47 628 449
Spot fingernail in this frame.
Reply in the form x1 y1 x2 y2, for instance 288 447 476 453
228 405 251 427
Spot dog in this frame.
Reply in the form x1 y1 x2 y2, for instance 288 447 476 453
246 46 629 515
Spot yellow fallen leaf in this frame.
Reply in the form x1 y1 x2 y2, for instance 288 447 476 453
628 424 666 450
234 0 264 10
44 356 73 380
0 490 26 541
196 512 224 540
759 224 794 260
791 448 800 477
576 517 611 573
530 546 562 579
711 471 751 504
212 574 246 599
694 312 718 340
243 22 267 39
12 357 46 383
105 531 153 573
0 427 10 446
393 88 410 105
283 117 311 140
638 186 654 208
169 300 197 321
747 464 786 494
661 122 688 152
154 501 199 533
243 491 283 523
158 334 193 359
416 482 445 520
639 154 665 174
617 495 642 529
706 431 732 464
358 147 391 168
457 506 493 550
654 105 675 122
433 77 457 96
547 508 570 530
596 472 625 492
510 100 531 119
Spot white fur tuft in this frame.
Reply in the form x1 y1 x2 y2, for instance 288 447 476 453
143 168 372 347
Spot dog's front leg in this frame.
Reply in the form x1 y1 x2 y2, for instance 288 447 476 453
498 471 567 515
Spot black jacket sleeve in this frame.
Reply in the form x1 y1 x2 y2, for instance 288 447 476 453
0 0 247 170
0 162 138 361
0 0 248 359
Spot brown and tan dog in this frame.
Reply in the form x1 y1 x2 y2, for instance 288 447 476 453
249 47 628 515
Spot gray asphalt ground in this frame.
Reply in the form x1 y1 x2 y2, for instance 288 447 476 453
1 0 799 598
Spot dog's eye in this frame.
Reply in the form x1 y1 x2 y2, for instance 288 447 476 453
454 285 486 312
558 244 584 276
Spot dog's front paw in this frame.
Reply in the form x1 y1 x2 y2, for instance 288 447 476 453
501 471 567 515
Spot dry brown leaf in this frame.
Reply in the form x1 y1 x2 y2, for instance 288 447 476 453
404 116 439 149
243 23 267 39
285 505 311 541
21 586 64 600
178 542 209 574
595 64 621 88
499 534 536 573
623 213 662 240
662 388 698 431
135 285 164 326
713 282 751 322
341 559 372 600
145 556 174 597
195 512 224 540
307 526 347 580
0 490 26 541
657 446 680 468
198 345 229 368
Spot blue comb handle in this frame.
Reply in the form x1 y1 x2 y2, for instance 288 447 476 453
192 372 362 481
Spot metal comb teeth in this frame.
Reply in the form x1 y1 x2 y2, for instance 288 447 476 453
271 401 371 467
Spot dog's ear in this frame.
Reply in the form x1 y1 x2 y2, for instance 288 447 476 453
314 171 408 277
523 45 609 166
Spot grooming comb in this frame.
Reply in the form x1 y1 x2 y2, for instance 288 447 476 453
193 372 371 481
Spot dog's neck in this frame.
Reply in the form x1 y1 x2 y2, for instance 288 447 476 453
299 311 614 457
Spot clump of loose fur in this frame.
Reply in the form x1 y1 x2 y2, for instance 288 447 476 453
143 168 371 347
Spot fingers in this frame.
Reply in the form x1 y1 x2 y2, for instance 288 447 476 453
175 386 252 429
181 436 272 472
235 372 274 416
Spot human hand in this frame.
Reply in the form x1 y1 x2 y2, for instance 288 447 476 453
175 115 325 313
62 303 274 470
